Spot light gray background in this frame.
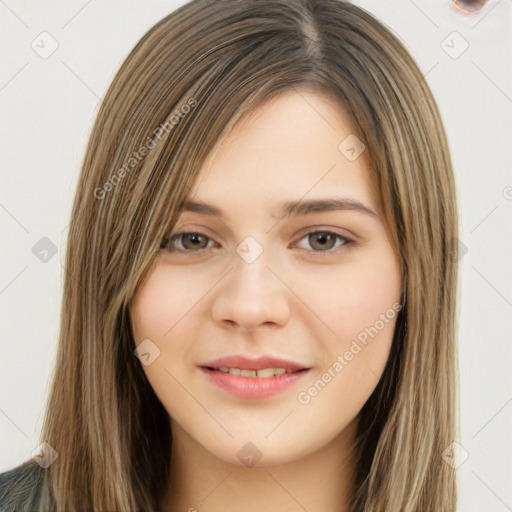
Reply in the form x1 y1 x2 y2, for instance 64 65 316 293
1 1 511 510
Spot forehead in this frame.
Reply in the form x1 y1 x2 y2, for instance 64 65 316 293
184 89 377 217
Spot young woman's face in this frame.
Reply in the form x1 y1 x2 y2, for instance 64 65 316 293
130 90 402 467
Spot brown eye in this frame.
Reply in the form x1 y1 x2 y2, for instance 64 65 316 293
161 232 213 252
295 230 352 254
308 232 338 251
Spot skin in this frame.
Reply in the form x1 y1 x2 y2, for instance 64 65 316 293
129 89 403 512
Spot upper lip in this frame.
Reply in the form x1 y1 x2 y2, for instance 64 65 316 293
200 355 310 372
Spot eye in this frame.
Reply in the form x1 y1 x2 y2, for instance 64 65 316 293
161 230 353 255
293 230 353 254
161 232 215 252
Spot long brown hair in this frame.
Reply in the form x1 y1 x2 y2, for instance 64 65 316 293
2 1 460 510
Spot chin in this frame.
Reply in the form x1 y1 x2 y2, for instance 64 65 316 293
205 437 309 469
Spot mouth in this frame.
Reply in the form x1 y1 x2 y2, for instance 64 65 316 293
200 354 310 373
201 366 309 378
199 364 311 399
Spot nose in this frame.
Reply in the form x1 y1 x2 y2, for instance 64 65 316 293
210 248 291 331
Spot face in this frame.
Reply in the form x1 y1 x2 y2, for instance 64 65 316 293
130 89 402 467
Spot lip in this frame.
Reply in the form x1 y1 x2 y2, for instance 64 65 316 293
201 355 309 372
200 367 311 399
199 355 312 399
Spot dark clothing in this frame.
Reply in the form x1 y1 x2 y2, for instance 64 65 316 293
0 460 49 512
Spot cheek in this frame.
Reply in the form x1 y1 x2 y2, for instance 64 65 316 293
131 282 169 342
130 272 193 407
131 267 201 343
130 267 213 383
298 252 401 342
293 245 401 404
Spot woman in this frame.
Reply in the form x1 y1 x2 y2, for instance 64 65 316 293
0 0 460 510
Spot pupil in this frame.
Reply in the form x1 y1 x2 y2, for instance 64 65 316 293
311 233 333 250
186 234 205 249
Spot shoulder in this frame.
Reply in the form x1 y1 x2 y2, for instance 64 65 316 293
0 460 47 512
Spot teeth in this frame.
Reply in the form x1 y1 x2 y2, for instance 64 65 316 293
217 367 291 378
255 368 275 378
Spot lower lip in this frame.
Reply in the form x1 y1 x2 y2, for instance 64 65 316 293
200 367 310 399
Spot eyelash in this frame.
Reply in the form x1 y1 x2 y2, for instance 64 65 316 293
160 229 354 257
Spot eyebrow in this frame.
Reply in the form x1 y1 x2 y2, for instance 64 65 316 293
179 197 378 220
